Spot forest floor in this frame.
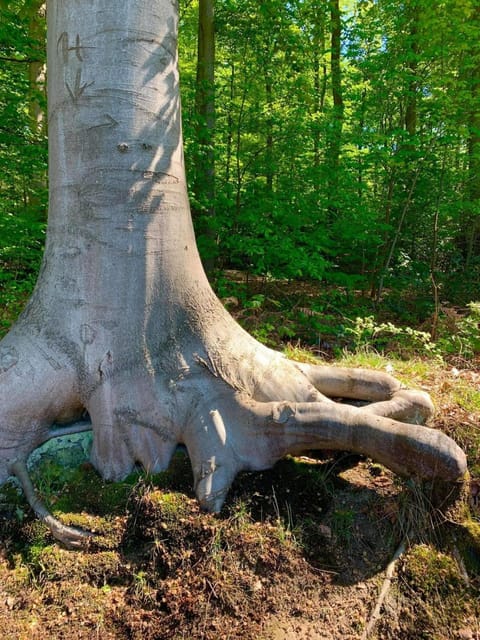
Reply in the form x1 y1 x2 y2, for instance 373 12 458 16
0 277 479 639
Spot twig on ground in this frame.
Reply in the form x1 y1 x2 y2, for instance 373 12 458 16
361 538 407 640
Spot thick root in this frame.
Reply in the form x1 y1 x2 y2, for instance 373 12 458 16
261 398 467 482
181 385 467 512
360 388 434 424
0 331 467 528
294 362 401 401
0 332 82 484
10 460 93 549
293 361 434 423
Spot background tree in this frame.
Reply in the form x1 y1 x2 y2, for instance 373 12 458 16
0 0 47 330
192 0 216 268
325 0 344 218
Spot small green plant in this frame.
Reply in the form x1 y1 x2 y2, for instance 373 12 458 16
344 315 440 358
31 459 74 503
229 498 253 530
331 508 355 543
209 527 226 572
283 343 322 364
251 322 277 346
132 570 157 605
271 487 297 546
245 293 265 309
453 381 480 413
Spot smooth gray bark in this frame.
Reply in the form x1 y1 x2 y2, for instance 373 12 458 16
0 0 467 542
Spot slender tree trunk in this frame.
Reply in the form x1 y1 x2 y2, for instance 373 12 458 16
430 149 447 341
357 86 367 201
225 61 235 187
312 5 327 177
24 0 46 135
193 0 216 269
326 0 344 217
0 0 466 542
404 5 419 142
370 171 396 299
265 72 274 193
234 86 247 225
375 170 419 304
22 0 47 212
464 5 480 269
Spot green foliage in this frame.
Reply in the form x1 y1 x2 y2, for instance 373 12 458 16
330 508 355 544
0 1 47 334
438 302 480 358
0 2 47 211
344 315 440 358
452 382 480 414
0 0 479 335
171 0 480 299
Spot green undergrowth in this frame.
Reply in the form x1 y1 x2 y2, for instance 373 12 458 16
391 544 474 640
0 455 337 638
0 213 44 338
217 274 480 362
453 382 480 413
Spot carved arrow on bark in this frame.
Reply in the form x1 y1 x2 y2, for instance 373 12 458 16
66 69 94 103
88 114 120 131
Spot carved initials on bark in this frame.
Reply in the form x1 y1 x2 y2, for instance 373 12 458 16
57 32 85 62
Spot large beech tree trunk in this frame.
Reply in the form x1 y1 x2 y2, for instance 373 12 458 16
0 0 466 544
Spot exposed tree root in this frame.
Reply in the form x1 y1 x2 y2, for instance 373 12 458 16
9 460 93 549
44 421 93 442
3 351 466 518
0 340 467 523
186 383 466 512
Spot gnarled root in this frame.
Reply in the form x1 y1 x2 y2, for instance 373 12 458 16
184 373 467 512
9 460 93 549
294 362 402 401
0 328 468 527
296 362 434 423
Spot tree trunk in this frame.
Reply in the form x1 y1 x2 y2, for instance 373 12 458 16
22 0 47 212
311 4 327 177
265 72 274 193
0 0 466 543
24 0 47 135
404 5 419 142
326 0 344 217
464 4 480 269
193 0 216 270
